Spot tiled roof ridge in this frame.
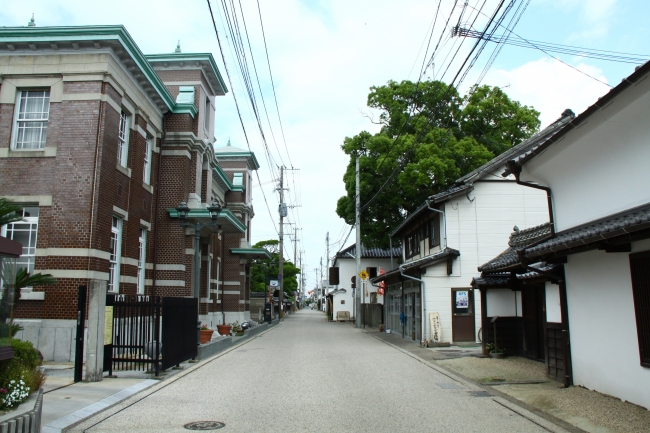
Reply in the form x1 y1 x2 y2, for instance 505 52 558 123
508 222 552 248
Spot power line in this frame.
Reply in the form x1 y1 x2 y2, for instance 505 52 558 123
256 0 294 169
206 0 278 235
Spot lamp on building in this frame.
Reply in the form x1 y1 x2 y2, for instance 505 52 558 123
175 200 222 345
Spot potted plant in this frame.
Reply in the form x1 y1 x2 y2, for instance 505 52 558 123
199 324 214 344
486 343 506 359
378 323 385 332
231 321 244 336
216 323 232 336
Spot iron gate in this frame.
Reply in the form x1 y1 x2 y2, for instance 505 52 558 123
104 295 198 376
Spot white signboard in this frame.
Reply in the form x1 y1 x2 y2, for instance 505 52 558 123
270 280 279 287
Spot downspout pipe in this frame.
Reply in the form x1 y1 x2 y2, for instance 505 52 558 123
506 161 555 236
426 199 447 249
399 264 427 343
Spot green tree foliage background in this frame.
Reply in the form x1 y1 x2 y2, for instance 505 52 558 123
336 80 540 248
249 240 300 296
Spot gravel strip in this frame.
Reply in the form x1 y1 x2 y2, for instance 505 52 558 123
437 356 650 433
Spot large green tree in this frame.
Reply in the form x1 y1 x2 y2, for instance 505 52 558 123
249 240 300 296
336 80 540 249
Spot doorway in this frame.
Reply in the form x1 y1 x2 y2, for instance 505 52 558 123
522 285 546 361
451 288 475 342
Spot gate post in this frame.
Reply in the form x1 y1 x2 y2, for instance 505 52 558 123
85 279 107 382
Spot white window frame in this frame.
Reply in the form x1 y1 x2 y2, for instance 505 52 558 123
1 207 39 291
117 111 130 167
206 254 212 299
137 228 147 294
108 216 123 293
143 135 152 184
12 90 51 150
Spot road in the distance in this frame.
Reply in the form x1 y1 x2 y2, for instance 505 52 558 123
77 309 564 432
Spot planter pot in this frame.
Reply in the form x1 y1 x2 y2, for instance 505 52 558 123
488 352 506 359
216 324 232 336
200 329 214 344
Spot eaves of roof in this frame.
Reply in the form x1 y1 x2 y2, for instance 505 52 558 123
212 166 244 193
390 201 430 237
505 60 650 174
0 26 207 117
400 248 460 271
145 53 228 95
525 203 650 259
335 243 401 260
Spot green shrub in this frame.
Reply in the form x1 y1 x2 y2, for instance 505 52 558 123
0 338 45 404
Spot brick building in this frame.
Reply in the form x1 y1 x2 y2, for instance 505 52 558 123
0 25 269 361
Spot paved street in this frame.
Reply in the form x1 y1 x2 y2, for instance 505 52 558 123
71 310 567 433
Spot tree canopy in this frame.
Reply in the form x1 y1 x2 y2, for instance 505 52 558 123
249 240 300 296
336 80 540 249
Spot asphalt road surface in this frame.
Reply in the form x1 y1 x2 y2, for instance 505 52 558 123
73 309 568 432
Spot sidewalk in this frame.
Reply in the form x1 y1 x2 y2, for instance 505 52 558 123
369 328 650 433
40 322 278 433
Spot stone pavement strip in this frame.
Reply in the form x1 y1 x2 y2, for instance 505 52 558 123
65 310 573 433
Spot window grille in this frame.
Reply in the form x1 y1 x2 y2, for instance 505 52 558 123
137 228 146 294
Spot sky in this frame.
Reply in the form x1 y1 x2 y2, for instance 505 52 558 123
3 0 649 292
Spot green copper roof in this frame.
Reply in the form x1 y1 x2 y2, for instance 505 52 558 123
230 248 273 260
167 207 246 233
213 166 244 192
145 53 228 95
0 25 200 117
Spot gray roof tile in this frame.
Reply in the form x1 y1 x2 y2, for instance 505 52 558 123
526 204 650 258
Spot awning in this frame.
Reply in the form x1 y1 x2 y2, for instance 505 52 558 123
167 208 246 234
230 248 272 261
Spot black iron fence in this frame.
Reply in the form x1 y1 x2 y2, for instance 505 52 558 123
103 294 197 376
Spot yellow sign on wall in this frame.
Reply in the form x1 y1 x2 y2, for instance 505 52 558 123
104 306 114 345
359 270 369 281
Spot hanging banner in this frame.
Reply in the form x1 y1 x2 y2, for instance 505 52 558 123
378 267 386 295
455 291 469 308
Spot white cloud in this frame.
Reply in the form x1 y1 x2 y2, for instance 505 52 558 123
483 57 611 127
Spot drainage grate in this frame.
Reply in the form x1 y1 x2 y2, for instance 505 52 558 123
184 421 226 430
467 391 493 397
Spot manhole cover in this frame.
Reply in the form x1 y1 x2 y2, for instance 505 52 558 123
467 391 492 397
184 421 226 430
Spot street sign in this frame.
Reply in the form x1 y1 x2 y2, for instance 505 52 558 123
359 270 369 281
270 280 279 287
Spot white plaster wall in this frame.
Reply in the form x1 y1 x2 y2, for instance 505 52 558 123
545 283 562 323
524 73 650 232
420 178 547 342
486 289 518 317
564 238 650 409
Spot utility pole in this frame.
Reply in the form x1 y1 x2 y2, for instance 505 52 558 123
326 231 330 274
278 167 285 319
355 155 361 328
293 227 301 265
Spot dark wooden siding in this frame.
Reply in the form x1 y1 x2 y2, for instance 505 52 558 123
629 250 650 368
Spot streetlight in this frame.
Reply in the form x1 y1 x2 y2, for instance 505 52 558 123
175 201 222 345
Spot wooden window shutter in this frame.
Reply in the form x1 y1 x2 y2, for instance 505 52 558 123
629 250 650 367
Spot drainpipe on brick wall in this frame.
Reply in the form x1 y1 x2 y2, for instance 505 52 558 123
151 112 171 298
86 94 105 283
